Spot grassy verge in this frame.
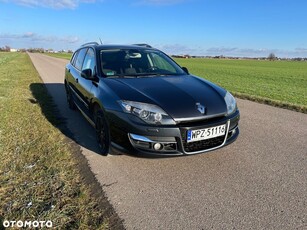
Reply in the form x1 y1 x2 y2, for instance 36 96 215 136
175 58 307 113
0 52 123 229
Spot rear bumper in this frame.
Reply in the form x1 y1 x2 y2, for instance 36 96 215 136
108 109 240 157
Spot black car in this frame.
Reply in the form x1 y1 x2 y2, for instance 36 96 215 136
65 43 240 156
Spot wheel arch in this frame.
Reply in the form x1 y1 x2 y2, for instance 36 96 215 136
90 99 107 120
91 101 102 116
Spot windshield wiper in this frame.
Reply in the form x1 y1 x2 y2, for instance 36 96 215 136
107 73 177 78
130 73 175 77
106 74 138 78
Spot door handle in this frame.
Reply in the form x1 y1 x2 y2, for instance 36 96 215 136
76 78 79 83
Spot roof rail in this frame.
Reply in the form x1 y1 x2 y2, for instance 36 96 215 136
81 42 99 47
133 43 152 48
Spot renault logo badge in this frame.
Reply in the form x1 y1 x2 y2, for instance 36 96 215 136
196 102 206 114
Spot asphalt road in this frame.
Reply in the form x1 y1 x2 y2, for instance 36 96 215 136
29 53 307 230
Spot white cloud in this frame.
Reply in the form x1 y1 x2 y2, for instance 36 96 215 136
22 32 35 38
1 0 96 9
153 44 307 58
207 47 239 53
206 47 307 58
157 43 202 55
295 47 307 53
0 32 80 44
3 0 188 8
1 32 306 58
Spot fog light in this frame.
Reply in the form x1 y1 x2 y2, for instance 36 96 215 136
153 143 163 151
227 128 237 139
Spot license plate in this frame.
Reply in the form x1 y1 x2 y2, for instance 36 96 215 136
187 124 226 142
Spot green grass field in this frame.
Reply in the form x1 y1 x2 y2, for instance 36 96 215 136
175 58 307 112
0 52 116 229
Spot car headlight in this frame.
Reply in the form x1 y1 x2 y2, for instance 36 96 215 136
119 100 175 125
224 91 237 115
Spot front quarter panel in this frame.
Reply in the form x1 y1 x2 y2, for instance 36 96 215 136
90 78 123 112
65 63 75 89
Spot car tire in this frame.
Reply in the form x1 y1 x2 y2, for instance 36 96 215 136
95 109 110 156
66 85 76 110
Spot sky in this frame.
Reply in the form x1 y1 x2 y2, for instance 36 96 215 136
0 0 307 57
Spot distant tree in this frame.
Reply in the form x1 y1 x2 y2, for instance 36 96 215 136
27 48 44 53
293 57 303 61
268 53 276 61
0 45 11 52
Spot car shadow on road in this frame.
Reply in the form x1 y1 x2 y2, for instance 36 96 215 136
29 82 104 155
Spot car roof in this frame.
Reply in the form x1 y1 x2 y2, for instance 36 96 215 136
80 43 155 51
98 44 153 50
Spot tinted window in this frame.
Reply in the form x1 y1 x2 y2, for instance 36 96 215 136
71 51 78 66
100 49 185 77
82 48 95 74
75 48 88 70
149 53 177 73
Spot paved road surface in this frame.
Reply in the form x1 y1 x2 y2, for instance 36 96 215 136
29 53 307 230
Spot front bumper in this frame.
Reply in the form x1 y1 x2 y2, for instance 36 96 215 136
108 110 240 157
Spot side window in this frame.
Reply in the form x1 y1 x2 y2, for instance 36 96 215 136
150 53 176 72
82 48 95 74
75 48 88 70
71 51 79 66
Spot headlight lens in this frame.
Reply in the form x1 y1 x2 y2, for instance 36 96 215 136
224 92 237 115
119 100 175 125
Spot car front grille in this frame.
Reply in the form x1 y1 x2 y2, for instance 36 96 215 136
181 135 225 153
180 126 227 153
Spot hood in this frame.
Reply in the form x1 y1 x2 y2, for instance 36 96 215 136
105 75 227 120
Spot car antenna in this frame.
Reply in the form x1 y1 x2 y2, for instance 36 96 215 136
99 38 103 45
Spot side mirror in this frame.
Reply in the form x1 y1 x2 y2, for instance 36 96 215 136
81 69 94 80
182 67 189 74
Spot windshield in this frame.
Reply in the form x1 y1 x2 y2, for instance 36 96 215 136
100 49 186 77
